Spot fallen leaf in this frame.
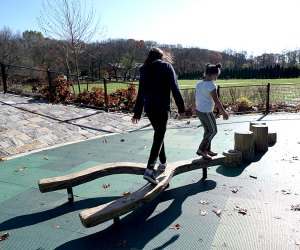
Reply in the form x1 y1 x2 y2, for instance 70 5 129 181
199 200 209 205
102 183 110 188
0 232 10 241
122 191 131 196
52 225 60 229
281 190 291 195
249 175 257 179
115 239 127 248
232 188 238 193
44 156 48 160
291 204 300 211
234 205 247 215
199 210 208 216
15 167 27 172
170 223 180 230
212 208 222 217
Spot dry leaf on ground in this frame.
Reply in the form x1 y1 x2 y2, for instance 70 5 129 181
212 208 222 217
234 205 247 215
281 190 291 195
231 188 238 193
15 167 27 172
199 210 208 216
199 200 209 205
102 183 110 188
123 191 131 196
170 223 180 230
0 232 10 241
291 204 300 211
115 239 127 248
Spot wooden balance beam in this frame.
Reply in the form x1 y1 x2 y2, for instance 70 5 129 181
38 155 225 227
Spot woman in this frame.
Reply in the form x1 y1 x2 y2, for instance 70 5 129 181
195 63 229 160
132 48 185 185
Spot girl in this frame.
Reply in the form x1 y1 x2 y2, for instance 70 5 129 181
195 63 229 160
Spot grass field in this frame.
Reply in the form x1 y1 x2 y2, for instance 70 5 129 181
70 78 300 93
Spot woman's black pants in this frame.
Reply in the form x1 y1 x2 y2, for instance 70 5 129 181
146 111 169 170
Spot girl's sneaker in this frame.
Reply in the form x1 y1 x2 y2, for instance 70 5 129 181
143 169 159 185
207 151 218 156
196 149 212 160
158 163 167 172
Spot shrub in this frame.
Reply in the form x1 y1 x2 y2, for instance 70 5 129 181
234 97 253 112
38 76 74 103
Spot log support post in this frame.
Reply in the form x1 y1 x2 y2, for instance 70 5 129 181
67 187 74 202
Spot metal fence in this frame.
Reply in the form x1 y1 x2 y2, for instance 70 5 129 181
1 62 300 114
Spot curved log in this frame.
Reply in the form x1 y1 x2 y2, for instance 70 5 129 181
38 162 145 193
78 155 225 228
38 155 225 228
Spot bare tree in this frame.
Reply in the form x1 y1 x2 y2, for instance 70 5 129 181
0 26 21 65
38 0 104 92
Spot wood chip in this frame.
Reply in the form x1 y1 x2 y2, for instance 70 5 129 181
122 191 131 196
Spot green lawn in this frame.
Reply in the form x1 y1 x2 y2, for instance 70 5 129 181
178 78 300 89
71 78 300 93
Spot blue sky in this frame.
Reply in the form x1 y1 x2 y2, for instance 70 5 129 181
1 0 300 56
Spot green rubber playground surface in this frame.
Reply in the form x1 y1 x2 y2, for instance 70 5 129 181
0 113 300 249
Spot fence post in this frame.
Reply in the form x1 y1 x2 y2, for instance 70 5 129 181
216 85 220 116
266 83 270 114
47 69 54 103
0 62 8 94
103 78 108 112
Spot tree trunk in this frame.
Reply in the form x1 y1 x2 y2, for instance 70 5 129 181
268 132 277 145
223 149 242 167
250 125 268 152
234 131 254 163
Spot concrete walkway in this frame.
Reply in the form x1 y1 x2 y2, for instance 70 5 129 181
0 93 152 159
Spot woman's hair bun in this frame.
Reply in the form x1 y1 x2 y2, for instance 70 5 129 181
216 63 222 69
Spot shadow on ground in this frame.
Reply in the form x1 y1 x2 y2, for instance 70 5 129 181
55 179 217 250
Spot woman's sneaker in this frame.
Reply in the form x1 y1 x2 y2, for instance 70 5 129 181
143 169 159 185
158 163 167 172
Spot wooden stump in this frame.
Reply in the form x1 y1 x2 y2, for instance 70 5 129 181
249 121 266 130
250 125 268 152
223 149 242 167
234 131 254 163
268 132 277 145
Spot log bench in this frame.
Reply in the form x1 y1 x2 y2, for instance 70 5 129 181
38 155 225 227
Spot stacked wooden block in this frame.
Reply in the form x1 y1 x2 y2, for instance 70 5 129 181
223 121 277 167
